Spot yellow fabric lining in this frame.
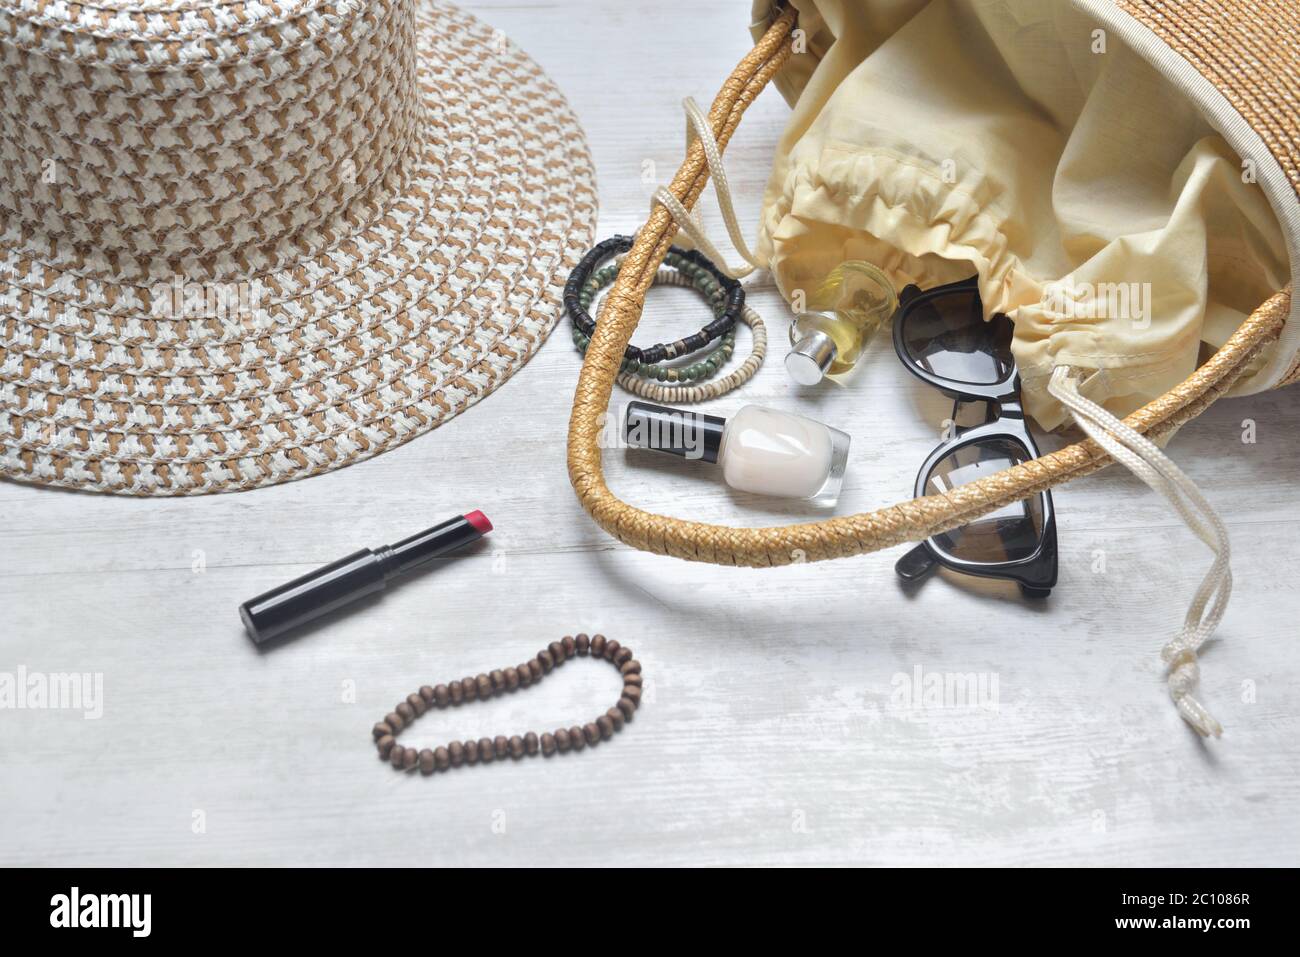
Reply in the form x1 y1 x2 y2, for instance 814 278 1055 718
752 0 1289 428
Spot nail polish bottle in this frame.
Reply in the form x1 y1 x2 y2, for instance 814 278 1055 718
786 260 898 385
624 400 850 505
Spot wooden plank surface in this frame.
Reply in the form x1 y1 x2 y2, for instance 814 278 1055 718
1 0 1297 866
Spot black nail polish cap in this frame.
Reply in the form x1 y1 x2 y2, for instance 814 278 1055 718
624 401 726 464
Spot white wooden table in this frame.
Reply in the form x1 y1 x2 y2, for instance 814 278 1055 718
2 0 1297 867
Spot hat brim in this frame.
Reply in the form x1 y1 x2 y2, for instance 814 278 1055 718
0 1 597 494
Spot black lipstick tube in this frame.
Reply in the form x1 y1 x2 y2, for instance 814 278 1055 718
240 511 492 644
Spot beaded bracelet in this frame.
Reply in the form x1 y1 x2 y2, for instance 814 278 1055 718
613 295 766 403
574 264 735 383
574 260 764 397
564 234 744 364
372 633 642 776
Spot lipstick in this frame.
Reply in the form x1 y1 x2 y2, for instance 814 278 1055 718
240 511 492 644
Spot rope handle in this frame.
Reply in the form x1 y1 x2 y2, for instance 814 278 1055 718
653 96 762 279
565 4 1289 570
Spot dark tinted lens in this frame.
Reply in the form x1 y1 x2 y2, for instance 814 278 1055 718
924 438 1044 564
902 291 1014 385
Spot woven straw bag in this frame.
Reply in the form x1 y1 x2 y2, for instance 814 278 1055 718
567 1 1296 569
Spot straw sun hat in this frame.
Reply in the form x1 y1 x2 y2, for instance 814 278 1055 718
0 0 597 494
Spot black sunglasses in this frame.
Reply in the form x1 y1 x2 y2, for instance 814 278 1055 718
891 276 1057 598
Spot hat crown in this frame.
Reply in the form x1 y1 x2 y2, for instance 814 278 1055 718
0 0 423 280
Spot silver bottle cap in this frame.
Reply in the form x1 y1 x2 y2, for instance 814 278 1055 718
785 328 838 386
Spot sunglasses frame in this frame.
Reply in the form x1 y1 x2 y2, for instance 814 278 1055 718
891 276 1058 598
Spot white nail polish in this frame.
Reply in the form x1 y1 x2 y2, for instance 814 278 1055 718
624 401 850 505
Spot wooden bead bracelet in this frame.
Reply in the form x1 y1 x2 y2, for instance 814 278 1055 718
372 634 643 775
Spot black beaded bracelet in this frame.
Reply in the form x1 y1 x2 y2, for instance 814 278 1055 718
564 234 745 364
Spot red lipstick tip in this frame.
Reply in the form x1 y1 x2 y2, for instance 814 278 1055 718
465 510 492 534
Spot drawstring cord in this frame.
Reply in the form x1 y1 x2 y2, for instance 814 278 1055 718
652 96 1233 738
1048 367 1230 737
653 98 762 279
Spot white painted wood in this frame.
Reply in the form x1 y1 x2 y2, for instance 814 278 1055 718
1 0 1297 867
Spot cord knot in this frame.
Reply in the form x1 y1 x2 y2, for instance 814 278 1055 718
1049 366 1230 740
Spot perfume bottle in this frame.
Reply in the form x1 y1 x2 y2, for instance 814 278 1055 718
786 260 898 385
624 400 850 505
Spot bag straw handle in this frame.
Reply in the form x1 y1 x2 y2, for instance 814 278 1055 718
566 5 1290 568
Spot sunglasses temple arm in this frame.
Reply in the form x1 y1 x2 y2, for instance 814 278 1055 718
894 542 938 583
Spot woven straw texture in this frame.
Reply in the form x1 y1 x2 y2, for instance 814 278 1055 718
565 4 1292 567
0 0 597 494
1116 0 1299 386
1117 0 1299 204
